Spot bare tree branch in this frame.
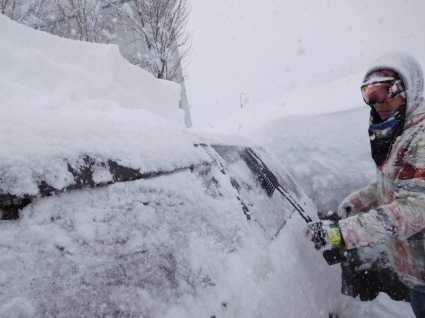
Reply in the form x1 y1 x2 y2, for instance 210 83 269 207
116 0 191 82
1 0 191 83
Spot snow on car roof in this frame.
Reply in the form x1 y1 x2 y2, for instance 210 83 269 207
0 15 208 197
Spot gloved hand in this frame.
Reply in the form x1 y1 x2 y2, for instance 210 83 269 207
303 220 344 250
337 201 355 219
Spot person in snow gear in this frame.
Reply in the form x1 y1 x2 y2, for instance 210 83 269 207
304 51 425 317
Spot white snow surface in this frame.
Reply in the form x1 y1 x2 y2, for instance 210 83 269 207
0 13 418 318
0 15 205 197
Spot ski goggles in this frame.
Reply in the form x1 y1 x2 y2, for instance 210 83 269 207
361 79 405 106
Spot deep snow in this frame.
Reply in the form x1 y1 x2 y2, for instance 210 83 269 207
0 15 338 318
0 10 419 318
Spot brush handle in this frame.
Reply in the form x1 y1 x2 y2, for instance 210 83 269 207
322 248 347 265
276 186 313 223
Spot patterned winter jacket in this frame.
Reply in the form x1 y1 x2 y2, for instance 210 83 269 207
338 52 425 292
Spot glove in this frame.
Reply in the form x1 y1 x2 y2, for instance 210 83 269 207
303 220 344 250
337 201 354 219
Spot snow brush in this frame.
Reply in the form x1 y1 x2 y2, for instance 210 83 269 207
240 147 346 265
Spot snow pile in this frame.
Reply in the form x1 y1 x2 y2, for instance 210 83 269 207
338 293 413 318
0 15 199 197
0 15 181 121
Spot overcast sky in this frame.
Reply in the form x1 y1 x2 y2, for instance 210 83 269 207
185 1 425 110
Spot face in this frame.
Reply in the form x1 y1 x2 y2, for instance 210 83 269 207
373 96 406 120
361 71 406 120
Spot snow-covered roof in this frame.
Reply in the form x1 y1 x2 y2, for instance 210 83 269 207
0 15 210 198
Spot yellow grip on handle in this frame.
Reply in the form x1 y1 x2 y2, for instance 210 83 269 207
328 224 342 248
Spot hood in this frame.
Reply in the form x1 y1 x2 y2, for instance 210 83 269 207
363 51 424 116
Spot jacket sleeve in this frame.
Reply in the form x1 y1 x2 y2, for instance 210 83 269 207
337 183 378 219
339 132 425 249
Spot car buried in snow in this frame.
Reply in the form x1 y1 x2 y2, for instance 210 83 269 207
0 13 339 317
0 123 331 317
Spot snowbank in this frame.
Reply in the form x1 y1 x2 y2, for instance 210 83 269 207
0 15 195 197
0 15 182 121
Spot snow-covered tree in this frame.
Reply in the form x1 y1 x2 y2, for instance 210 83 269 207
1 0 50 27
117 0 191 83
1 0 191 84
1 0 26 19
47 0 115 43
